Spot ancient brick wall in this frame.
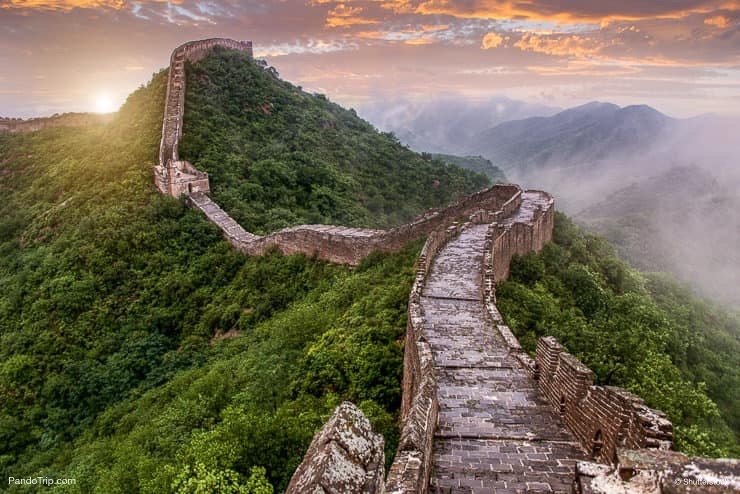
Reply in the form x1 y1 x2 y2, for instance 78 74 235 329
155 38 524 266
534 337 673 464
155 39 252 196
576 448 739 493
489 190 554 282
385 221 471 494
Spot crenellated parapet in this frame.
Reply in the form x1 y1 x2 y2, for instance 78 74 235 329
535 337 673 463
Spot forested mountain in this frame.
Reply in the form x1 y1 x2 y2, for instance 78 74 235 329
468 102 673 174
431 154 507 183
497 214 740 457
0 46 737 494
0 50 487 493
357 96 559 154
179 48 488 235
462 101 740 307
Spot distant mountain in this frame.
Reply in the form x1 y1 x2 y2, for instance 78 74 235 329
468 102 674 174
431 154 507 183
357 96 560 154
464 99 740 308
579 166 740 306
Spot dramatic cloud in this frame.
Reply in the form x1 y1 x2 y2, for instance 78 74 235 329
1 0 739 117
0 0 176 11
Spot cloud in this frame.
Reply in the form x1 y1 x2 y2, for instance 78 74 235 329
391 0 740 23
0 0 176 11
514 33 606 57
481 32 504 49
704 14 732 27
325 3 379 27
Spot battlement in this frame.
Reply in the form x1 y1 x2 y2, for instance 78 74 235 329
535 337 673 463
155 38 253 196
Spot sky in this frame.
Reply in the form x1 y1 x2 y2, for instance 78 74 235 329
1 0 739 118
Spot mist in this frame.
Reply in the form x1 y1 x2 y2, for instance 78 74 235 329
510 116 740 307
356 95 559 154
363 96 740 306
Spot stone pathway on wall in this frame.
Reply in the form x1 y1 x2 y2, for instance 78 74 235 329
422 224 587 493
500 191 552 226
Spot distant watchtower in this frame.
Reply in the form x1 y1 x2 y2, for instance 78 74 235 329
154 38 253 196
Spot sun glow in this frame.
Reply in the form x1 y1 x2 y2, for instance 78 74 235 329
94 93 116 113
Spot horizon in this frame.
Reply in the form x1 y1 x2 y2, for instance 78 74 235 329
1 1 739 120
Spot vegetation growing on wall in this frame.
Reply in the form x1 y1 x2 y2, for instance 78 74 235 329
496 213 740 458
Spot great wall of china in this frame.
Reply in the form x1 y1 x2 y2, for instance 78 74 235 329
3 38 737 493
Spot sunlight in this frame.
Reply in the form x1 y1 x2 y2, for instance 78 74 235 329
94 93 116 113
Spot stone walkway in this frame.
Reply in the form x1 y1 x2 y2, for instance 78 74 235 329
422 224 587 493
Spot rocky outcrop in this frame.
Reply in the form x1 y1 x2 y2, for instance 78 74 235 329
285 402 385 494
575 449 740 493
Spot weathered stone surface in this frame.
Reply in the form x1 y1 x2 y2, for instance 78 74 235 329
418 221 587 493
575 449 740 493
286 402 385 494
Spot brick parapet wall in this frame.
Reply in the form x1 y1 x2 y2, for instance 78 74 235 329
155 39 252 196
385 220 474 494
155 39 525 265
534 336 673 464
479 192 673 465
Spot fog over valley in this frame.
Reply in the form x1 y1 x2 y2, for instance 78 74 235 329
365 99 740 306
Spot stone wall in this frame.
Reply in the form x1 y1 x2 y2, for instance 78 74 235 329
285 402 385 494
155 38 252 196
155 38 524 266
489 190 554 282
385 220 475 494
238 184 522 266
0 113 112 133
535 337 673 463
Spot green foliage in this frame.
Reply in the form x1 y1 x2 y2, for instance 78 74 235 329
430 153 507 183
178 48 489 234
0 53 448 492
497 212 740 457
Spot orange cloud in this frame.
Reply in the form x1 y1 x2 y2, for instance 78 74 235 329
388 0 740 24
326 3 380 27
481 32 504 49
405 37 434 45
421 23 449 32
0 0 176 10
704 15 732 28
514 33 605 57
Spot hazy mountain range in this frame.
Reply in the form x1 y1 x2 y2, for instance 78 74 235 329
366 99 740 306
357 96 559 154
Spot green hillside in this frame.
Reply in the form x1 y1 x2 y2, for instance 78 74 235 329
430 153 507 183
496 213 740 457
179 47 489 234
1 44 737 494
0 55 473 492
